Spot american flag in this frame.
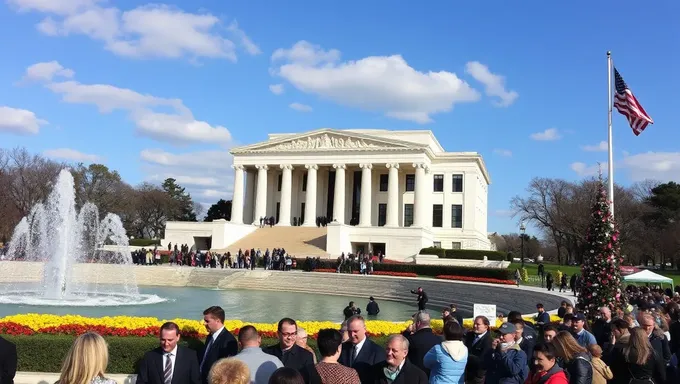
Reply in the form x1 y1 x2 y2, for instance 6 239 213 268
613 67 653 136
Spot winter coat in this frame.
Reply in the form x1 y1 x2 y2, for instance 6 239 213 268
423 340 467 384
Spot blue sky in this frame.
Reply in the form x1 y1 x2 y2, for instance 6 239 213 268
0 0 678 235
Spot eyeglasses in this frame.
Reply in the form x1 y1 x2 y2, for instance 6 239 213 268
281 332 297 337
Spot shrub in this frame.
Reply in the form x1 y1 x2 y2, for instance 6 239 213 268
419 248 507 261
129 239 161 247
419 247 445 257
2 334 390 373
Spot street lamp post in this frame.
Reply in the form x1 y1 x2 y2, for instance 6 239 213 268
520 222 526 269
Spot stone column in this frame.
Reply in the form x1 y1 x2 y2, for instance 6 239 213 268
332 164 346 224
303 164 318 226
230 165 244 224
413 163 429 227
359 163 373 227
278 164 293 226
386 163 399 227
253 165 269 224
244 170 255 224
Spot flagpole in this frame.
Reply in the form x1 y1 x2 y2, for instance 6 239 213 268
607 51 615 216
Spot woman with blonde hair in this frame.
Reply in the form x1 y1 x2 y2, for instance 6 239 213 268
208 357 250 384
57 332 116 384
550 331 592 384
607 327 665 384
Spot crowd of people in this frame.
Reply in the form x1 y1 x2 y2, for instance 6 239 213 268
3 284 680 384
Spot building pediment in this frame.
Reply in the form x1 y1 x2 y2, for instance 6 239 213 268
231 129 426 154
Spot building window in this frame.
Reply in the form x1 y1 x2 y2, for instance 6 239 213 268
433 241 442 248
432 204 443 227
452 174 463 192
404 204 414 227
451 242 462 250
379 174 389 192
405 174 415 192
451 204 463 228
433 174 444 192
378 203 387 226
277 174 282 191
302 174 308 192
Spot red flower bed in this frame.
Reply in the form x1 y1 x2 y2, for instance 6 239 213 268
435 275 516 285
372 271 417 278
0 322 35 335
380 259 409 264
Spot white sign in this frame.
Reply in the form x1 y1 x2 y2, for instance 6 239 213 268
473 304 497 325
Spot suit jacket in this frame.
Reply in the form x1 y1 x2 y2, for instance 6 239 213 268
137 346 200 384
339 338 387 383
0 336 17 384
199 329 238 384
464 331 492 384
370 359 428 384
262 343 314 373
403 328 442 375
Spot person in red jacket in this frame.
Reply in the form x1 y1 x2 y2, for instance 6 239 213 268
526 343 568 384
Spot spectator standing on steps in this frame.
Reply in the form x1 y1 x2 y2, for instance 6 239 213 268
410 287 428 311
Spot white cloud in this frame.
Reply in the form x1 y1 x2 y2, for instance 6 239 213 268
620 152 680 182
9 2 258 61
28 61 231 145
269 84 284 95
571 161 606 177
43 148 101 162
530 128 561 141
22 61 74 82
465 61 518 107
493 148 512 157
289 102 312 112
227 21 261 55
581 141 608 152
0 106 47 135
140 149 234 202
271 40 480 123
493 209 514 217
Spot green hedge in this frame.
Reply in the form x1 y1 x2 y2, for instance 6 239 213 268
297 258 512 280
129 239 161 247
420 247 506 261
2 334 390 373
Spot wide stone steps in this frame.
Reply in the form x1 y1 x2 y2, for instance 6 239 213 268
186 268 242 287
223 227 330 258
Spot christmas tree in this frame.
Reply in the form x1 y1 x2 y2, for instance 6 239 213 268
577 175 628 318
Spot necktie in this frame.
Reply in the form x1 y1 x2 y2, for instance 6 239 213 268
164 353 173 384
472 335 481 346
200 336 214 372
350 345 357 366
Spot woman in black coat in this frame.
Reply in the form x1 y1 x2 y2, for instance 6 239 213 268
551 331 593 384
608 327 666 384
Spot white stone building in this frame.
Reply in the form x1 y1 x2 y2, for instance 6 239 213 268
163 128 491 260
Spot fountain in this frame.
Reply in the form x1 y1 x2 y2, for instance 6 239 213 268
0 169 165 306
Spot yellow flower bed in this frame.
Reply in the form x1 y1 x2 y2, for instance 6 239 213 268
0 313 561 337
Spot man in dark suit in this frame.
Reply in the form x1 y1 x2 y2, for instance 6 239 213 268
366 297 380 316
402 311 441 375
198 306 238 384
0 335 17 384
410 287 428 311
370 335 427 384
339 315 387 383
464 315 493 384
136 322 200 384
262 318 314 373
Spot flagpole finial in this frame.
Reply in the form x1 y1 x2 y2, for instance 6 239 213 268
607 51 611 56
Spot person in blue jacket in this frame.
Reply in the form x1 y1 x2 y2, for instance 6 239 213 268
423 320 468 383
484 322 529 384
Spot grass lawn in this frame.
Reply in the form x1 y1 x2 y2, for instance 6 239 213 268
511 263 680 287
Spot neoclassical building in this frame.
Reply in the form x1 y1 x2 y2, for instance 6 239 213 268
163 128 491 259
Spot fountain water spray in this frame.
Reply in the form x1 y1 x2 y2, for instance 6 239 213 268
0 169 165 306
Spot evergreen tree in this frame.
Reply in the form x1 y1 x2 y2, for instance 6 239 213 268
205 199 232 221
577 175 627 318
161 178 197 222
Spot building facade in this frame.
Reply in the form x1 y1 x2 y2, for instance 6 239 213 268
222 128 491 257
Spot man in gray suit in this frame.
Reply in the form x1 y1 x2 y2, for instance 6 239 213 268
234 325 283 384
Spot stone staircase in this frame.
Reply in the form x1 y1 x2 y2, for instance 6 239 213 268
186 268 243 288
218 226 329 258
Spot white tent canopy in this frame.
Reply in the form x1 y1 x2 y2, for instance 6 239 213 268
623 269 674 285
